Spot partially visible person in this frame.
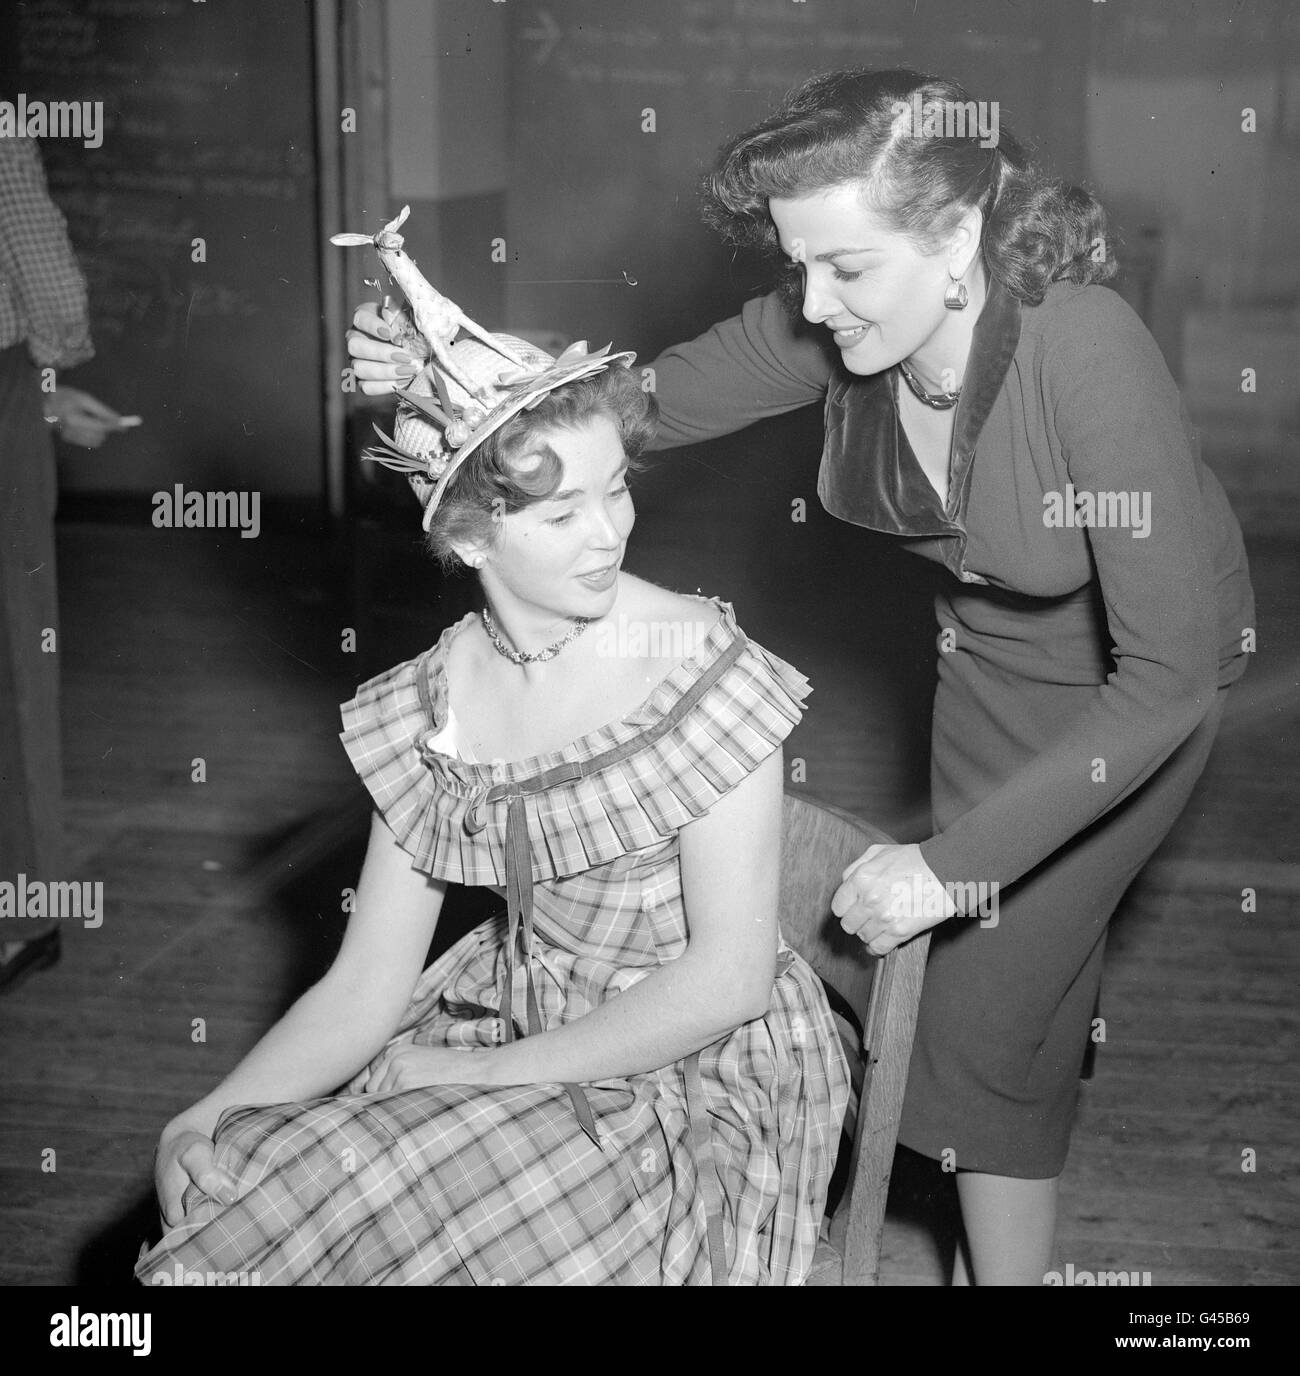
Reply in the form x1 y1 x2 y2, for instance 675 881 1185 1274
0 135 124 993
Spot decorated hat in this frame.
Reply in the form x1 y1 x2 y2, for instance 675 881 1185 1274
372 334 637 530
333 206 636 530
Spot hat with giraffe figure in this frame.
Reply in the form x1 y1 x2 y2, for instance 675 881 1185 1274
333 206 635 529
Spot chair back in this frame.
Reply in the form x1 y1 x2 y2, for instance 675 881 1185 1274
780 791 932 1285
779 792 890 1025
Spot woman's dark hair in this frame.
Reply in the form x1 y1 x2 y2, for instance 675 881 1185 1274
426 363 658 570
704 68 1116 306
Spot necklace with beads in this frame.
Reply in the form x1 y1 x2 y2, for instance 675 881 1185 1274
481 606 591 665
898 359 962 410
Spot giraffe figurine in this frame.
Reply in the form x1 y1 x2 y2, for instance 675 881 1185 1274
332 205 526 404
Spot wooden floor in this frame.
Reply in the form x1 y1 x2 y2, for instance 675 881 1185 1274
1 419 1296 1286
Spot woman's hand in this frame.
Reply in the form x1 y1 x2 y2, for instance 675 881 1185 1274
345 300 424 395
364 1043 489 1094
831 843 957 956
154 1123 237 1228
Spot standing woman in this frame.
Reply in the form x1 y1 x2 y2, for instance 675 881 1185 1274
349 69 1254 1284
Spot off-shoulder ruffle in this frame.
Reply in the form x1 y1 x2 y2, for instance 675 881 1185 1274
338 601 810 885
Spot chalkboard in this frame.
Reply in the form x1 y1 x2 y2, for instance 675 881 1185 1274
504 0 1092 362
9 0 323 498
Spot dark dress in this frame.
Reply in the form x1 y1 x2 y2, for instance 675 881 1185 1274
647 279 1253 1177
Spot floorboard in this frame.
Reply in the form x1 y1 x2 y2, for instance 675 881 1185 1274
1 437 1295 1284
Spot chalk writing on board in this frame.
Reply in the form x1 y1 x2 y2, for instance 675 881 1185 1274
14 0 324 494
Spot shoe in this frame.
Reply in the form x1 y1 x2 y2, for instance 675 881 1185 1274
0 928 61 995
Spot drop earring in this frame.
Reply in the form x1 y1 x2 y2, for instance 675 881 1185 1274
944 275 969 310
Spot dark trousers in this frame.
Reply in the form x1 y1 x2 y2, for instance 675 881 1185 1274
0 343 62 939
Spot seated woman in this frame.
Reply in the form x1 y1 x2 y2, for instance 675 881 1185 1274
135 314 850 1286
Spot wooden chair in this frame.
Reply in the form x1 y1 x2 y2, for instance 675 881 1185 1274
779 792 931 1287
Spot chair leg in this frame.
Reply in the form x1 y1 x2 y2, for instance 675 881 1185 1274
840 934 931 1284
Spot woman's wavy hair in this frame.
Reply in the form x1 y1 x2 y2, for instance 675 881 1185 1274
425 363 657 571
703 67 1116 307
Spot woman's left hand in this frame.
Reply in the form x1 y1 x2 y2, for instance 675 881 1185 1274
364 1043 487 1094
831 843 957 956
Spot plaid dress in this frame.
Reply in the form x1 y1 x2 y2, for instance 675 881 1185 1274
135 602 849 1286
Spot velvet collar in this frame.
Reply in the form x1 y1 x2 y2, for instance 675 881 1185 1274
816 278 1023 582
